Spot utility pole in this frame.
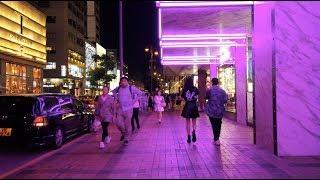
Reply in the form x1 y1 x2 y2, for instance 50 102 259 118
119 0 124 77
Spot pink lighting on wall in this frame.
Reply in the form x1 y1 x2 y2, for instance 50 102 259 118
157 1 254 8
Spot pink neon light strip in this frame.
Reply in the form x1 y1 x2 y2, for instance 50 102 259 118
161 44 246 48
161 41 236 45
161 36 247 41
158 8 162 39
162 56 217 60
161 61 235 65
162 33 247 38
157 1 254 8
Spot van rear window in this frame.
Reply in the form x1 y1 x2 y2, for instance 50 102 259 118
0 96 35 114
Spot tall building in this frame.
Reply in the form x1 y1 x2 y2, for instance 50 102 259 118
106 49 120 91
32 1 87 96
87 1 100 44
0 1 47 94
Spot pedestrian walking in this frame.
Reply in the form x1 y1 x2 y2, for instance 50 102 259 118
181 76 200 143
112 77 143 145
204 78 228 146
165 94 171 110
148 94 153 112
131 93 141 133
153 90 166 124
95 86 114 149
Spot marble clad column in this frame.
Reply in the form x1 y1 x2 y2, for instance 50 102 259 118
274 2 320 156
253 1 275 153
198 69 206 111
234 47 247 125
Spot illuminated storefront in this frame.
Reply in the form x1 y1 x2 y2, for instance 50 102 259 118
218 64 236 113
0 1 46 94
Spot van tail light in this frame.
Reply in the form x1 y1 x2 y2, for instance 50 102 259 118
33 116 48 127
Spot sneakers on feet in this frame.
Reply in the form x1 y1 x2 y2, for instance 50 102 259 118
105 136 111 144
215 140 221 146
99 142 105 149
120 135 124 141
192 130 197 142
187 135 191 143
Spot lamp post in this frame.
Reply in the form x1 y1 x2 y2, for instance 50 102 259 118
145 46 158 92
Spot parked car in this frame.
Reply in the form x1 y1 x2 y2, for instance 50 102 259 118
0 94 95 149
77 95 96 111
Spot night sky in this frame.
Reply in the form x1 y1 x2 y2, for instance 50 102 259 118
100 0 158 86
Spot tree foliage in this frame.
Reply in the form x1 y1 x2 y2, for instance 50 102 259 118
88 54 117 88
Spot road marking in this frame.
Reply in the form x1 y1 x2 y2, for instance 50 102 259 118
0 133 90 179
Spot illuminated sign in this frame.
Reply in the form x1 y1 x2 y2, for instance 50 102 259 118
68 64 83 78
61 65 66 77
0 2 46 63
96 43 106 56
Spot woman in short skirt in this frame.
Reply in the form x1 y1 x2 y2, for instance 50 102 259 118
154 90 165 124
181 76 200 143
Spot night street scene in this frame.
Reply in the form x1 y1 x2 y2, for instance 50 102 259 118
0 1 320 179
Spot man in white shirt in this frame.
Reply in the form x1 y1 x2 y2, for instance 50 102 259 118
112 77 143 145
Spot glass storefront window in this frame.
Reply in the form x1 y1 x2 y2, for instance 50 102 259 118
218 64 236 113
33 68 42 93
5 62 27 94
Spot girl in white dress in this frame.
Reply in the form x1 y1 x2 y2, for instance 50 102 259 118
153 90 165 124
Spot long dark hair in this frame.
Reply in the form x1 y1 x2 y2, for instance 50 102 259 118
183 76 195 92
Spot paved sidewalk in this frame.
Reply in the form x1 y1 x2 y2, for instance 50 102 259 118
5 112 320 179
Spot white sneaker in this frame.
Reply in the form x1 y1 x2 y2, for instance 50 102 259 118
105 136 111 144
99 142 105 149
215 140 221 146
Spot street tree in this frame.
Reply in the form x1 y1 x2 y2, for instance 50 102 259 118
88 54 117 89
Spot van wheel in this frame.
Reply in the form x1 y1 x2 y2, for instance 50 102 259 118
53 128 64 149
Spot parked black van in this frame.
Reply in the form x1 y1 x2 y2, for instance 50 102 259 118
0 94 94 149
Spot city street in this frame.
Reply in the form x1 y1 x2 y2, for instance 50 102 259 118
1 111 320 179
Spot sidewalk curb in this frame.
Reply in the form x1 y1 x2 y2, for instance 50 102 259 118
0 133 90 179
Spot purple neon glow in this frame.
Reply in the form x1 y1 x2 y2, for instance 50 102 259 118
157 1 254 8
161 41 237 45
158 8 162 39
161 36 247 41
161 60 235 65
162 33 247 38
161 44 246 48
162 56 217 60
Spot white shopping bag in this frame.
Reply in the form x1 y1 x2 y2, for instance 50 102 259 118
93 118 101 132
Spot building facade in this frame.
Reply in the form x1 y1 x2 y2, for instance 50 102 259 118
87 1 100 44
32 1 87 96
0 1 46 94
